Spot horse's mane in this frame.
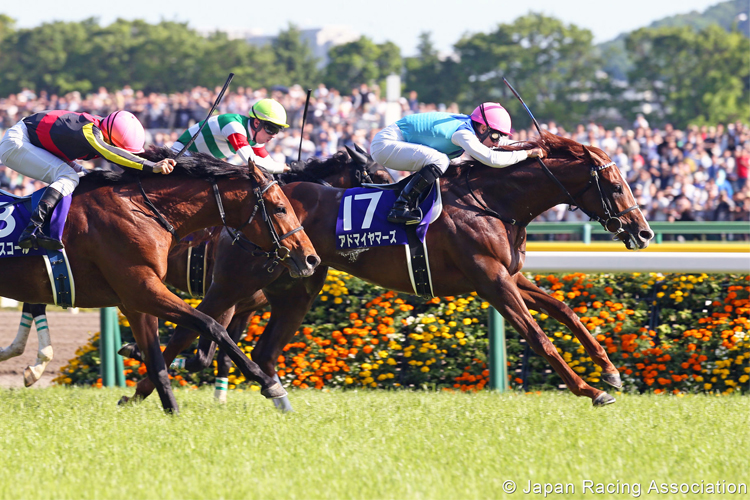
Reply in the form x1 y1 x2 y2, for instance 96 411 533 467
277 151 351 185
79 146 262 186
444 131 592 179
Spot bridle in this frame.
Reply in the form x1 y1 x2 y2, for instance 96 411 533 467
464 157 640 239
216 174 304 273
539 158 640 239
298 158 375 188
138 170 304 274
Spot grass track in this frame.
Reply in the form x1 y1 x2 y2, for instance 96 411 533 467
0 388 748 500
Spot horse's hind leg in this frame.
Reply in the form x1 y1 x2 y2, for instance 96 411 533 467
0 304 36 363
473 266 613 406
23 304 53 387
118 308 179 412
516 274 622 389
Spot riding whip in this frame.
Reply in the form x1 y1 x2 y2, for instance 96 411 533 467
175 73 235 160
503 78 544 140
297 89 312 162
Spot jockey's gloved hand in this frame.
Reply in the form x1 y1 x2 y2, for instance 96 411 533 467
288 160 305 171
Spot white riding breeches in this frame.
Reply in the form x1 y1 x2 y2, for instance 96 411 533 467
0 120 80 197
370 123 451 174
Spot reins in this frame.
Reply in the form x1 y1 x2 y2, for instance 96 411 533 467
463 157 639 237
137 169 303 274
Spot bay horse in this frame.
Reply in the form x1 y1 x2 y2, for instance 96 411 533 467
126 132 654 407
0 147 320 413
3 147 390 387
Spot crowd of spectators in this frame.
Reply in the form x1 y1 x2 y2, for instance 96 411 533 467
1 85 748 227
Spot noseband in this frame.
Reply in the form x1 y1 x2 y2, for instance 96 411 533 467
213 176 304 273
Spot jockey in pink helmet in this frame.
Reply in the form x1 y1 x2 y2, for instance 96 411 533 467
0 109 176 250
370 102 545 224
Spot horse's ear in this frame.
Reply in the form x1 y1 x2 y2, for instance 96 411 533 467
345 145 368 166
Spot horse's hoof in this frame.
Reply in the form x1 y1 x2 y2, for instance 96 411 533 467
117 396 131 406
593 392 616 407
261 382 288 399
23 367 39 387
117 343 139 360
602 372 623 389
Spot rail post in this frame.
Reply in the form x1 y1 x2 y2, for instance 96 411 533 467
488 307 508 391
582 223 592 244
99 307 125 387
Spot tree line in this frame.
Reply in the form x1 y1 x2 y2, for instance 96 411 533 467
0 12 747 129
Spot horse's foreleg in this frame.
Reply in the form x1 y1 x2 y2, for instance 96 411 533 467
23 305 53 387
214 310 254 403
516 274 622 389
474 266 613 406
129 280 283 400
254 270 329 412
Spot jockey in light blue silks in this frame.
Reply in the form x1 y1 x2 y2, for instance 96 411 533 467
370 102 545 224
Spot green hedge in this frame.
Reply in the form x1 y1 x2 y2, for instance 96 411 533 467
56 271 750 395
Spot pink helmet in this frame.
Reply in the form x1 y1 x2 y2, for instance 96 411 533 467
100 111 145 153
470 102 512 135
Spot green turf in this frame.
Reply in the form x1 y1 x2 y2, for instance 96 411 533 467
0 388 747 500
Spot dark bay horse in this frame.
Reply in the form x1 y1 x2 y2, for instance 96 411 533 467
0 147 319 412
127 133 653 407
3 147 390 387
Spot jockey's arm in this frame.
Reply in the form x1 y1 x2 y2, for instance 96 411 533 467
235 145 289 174
83 124 161 172
227 132 289 174
451 129 532 168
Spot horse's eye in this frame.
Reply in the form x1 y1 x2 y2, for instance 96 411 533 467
613 183 623 194
275 206 287 215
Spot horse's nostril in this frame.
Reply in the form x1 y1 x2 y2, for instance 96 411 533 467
306 254 321 269
640 229 654 241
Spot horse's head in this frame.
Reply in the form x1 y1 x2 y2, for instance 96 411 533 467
541 133 654 250
244 163 321 277
279 146 393 188
345 144 394 185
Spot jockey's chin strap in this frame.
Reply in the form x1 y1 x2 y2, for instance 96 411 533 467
212 179 304 273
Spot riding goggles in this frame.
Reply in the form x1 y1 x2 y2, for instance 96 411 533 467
262 121 282 136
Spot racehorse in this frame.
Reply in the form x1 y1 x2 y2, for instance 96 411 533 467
0 147 320 413
3 147 390 387
126 132 654 407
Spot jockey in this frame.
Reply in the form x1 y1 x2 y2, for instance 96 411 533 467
370 103 545 224
171 98 291 174
0 110 176 250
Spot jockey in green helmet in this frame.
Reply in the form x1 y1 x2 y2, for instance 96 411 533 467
172 98 291 173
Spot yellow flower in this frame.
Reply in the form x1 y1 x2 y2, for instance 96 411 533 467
345 377 354 384
420 366 429 373
455 331 465 339
704 383 712 390
462 318 472 326
334 297 342 304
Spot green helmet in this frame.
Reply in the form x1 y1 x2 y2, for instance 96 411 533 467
251 98 289 128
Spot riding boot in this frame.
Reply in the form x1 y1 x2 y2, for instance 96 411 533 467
18 187 64 250
387 164 443 225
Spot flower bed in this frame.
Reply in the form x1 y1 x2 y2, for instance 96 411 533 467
55 271 750 395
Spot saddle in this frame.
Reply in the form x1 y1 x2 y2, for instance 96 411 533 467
0 188 75 307
335 176 442 298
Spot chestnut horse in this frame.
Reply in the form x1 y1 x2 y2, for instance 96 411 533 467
127 133 653 407
4 147 390 387
0 147 319 413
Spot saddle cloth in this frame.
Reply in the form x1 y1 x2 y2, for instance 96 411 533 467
0 188 72 258
335 182 442 250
